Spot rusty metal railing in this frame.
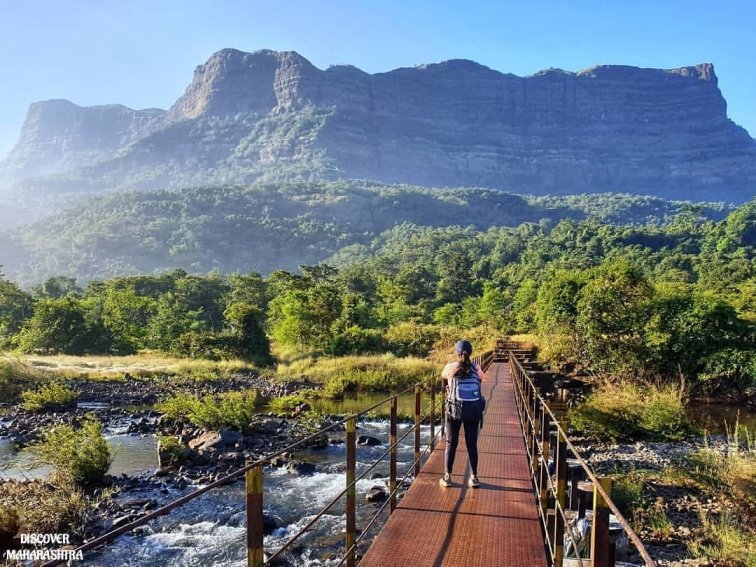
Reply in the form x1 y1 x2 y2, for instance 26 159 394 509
42 352 493 567
507 349 656 567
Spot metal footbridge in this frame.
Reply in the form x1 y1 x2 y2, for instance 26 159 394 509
41 339 656 567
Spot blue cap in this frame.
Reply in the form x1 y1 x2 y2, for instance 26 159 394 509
454 340 472 355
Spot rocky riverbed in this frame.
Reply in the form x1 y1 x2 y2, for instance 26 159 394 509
0 372 409 562
572 435 753 567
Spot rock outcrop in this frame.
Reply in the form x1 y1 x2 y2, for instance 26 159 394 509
1 48 754 202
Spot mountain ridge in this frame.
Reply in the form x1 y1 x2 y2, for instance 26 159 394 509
1 48 754 206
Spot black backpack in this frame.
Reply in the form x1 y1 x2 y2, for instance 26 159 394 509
446 366 485 422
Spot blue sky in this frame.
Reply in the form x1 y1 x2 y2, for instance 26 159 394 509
1 0 754 157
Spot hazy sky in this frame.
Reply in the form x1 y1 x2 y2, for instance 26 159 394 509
1 0 755 158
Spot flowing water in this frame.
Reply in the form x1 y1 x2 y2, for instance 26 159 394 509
85 420 431 566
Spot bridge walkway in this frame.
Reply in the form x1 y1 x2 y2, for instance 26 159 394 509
360 360 548 566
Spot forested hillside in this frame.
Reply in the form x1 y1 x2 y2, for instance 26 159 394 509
1 181 731 285
2 200 752 397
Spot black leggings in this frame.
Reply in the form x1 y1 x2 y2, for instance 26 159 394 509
444 418 480 476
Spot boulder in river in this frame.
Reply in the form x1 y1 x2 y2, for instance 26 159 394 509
285 461 316 475
358 435 382 446
366 485 388 502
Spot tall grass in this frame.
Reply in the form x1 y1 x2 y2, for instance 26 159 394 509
0 355 48 402
19 352 258 381
689 509 756 566
278 354 437 399
684 416 755 510
569 381 691 440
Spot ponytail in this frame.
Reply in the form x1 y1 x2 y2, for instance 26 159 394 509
453 350 473 378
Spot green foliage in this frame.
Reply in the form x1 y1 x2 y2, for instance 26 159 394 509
157 389 258 430
32 276 81 299
576 259 653 376
383 322 441 357
268 391 315 413
156 434 185 467
611 473 645 520
569 382 691 440
0 193 753 399
328 326 386 356
223 302 273 364
16 296 95 354
32 416 111 485
0 274 33 348
21 382 77 412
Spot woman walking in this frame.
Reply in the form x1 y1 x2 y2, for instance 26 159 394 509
439 339 486 488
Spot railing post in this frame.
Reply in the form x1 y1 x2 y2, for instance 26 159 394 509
591 477 613 567
430 377 436 451
538 401 550 515
246 464 264 567
531 391 540 477
414 384 421 477
441 378 447 438
554 430 568 567
346 417 356 567
390 396 397 514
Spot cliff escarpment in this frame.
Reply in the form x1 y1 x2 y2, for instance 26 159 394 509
1 48 754 203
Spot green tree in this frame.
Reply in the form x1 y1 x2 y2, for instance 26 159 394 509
0 273 33 348
31 276 81 299
146 293 202 351
576 259 653 377
224 302 272 364
16 297 92 354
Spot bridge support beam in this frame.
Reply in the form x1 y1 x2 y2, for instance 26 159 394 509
591 476 614 567
246 464 264 567
346 417 357 567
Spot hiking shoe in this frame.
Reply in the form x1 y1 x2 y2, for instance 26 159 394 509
439 473 452 487
468 475 480 488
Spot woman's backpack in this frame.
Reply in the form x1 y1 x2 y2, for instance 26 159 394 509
446 366 485 422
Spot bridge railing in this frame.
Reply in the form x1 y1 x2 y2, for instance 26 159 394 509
43 352 493 567
508 352 656 567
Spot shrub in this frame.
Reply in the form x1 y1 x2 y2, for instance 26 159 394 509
384 322 441 357
32 416 111 485
329 326 386 356
268 391 316 413
156 434 185 467
20 382 77 412
569 382 690 441
157 389 258 431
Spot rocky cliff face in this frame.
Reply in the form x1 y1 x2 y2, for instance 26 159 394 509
1 49 754 202
2 99 164 182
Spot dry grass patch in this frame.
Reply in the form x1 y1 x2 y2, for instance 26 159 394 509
20 352 257 381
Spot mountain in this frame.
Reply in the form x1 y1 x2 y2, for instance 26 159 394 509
1 48 754 212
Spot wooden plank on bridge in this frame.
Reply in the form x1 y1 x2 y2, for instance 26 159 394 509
360 361 548 567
